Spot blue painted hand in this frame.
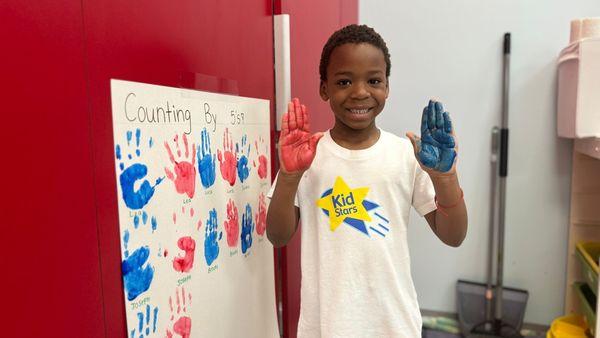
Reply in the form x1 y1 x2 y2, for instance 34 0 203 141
204 208 222 266
130 304 159 338
236 134 251 183
197 128 216 189
407 100 457 174
120 164 163 210
116 129 163 210
241 203 254 254
122 246 155 301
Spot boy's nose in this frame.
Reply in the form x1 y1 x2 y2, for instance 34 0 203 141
350 82 371 99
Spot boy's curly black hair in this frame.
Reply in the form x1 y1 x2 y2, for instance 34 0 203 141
319 24 391 82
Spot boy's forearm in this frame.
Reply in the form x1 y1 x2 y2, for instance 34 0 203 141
266 173 302 248
430 173 468 247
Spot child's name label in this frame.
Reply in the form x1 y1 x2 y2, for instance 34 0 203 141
230 249 238 257
227 188 234 194
177 275 191 286
242 185 250 191
205 190 213 195
183 198 192 204
128 210 143 217
208 264 219 273
130 297 151 310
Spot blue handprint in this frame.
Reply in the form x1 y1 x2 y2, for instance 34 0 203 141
133 211 158 231
116 128 163 210
204 208 222 266
130 304 159 338
197 128 216 189
123 230 130 257
122 246 155 301
241 203 254 254
418 100 456 172
236 135 251 183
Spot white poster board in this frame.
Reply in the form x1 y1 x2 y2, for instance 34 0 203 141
110 79 277 338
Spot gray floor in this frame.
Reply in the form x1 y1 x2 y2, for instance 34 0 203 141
422 328 546 338
422 328 461 338
421 309 548 338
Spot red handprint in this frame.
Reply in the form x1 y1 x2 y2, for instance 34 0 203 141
217 128 237 186
255 193 267 236
224 199 239 247
253 136 269 179
164 134 196 198
279 98 323 174
172 236 195 273
166 287 192 338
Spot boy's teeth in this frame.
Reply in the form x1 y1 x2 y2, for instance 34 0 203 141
350 108 369 114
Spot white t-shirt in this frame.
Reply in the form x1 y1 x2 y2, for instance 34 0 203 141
269 129 436 338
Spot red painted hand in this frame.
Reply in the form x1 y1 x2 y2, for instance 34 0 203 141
172 236 195 273
224 198 239 247
166 287 192 338
279 98 323 174
217 128 237 186
164 134 196 198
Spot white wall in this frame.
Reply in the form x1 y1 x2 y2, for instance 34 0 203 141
360 0 599 324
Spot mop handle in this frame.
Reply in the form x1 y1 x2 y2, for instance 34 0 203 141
495 32 511 322
500 32 510 177
485 127 500 327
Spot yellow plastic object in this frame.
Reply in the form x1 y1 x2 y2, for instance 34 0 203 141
547 314 589 338
575 242 600 296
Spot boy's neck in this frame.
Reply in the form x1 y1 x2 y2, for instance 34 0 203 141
330 123 381 150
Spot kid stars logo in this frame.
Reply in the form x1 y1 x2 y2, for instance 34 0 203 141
316 176 390 237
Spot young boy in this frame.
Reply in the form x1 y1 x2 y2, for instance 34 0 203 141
267 24 467 337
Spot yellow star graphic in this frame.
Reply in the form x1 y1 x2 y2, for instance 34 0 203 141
316 176 371 231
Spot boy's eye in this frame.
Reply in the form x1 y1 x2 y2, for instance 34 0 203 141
337 79 351 86
369 79 383 85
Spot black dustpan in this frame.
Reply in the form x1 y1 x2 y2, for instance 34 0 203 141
456 279 528 337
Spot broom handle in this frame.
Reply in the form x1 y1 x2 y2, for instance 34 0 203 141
486 127 500 326
495 32 511 321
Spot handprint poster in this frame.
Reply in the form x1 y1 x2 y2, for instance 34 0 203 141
110 80 277 338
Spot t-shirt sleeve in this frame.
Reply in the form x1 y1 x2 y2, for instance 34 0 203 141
267 171 300 207
412 164 436 216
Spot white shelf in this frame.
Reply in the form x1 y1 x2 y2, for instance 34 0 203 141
557 38 600 138
564 150 600 331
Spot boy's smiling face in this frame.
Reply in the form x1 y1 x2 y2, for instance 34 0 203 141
320 43 389 134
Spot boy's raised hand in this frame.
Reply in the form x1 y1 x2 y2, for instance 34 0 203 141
279 98 324 175
406 100 457 175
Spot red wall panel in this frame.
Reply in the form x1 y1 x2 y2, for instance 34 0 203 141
0 0 348 335
0 1 105 336
81 0 275 336
275 1 358 337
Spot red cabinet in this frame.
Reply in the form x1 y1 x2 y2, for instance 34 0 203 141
82 1 275 335
1 0 355 336
0 1 104 336
2 1 274 336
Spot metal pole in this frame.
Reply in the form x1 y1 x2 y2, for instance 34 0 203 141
495 32 511 322
486 127 500 329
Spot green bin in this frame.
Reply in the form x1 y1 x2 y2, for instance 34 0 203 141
575 242 600 296
573 282 597 335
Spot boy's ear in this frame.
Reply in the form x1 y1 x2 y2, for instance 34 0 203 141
319 80 329 101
